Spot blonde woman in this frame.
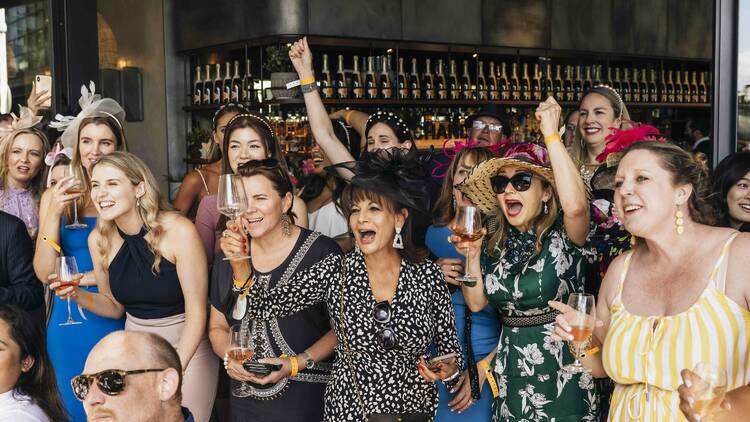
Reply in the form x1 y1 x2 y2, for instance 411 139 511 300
51 152 216 422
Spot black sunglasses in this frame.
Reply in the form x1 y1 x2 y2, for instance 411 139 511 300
373 301 398 350
490 172 534 194
71 368 165 401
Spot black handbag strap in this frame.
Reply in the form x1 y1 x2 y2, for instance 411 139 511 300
338 259 369 419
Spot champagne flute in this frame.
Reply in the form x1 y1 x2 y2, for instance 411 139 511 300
217 174 251 261
453 205 482 287
691 362 728 421
64 164 88 229
56 256 82 326
562 293 596 373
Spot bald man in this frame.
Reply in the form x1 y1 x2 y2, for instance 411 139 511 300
75 331 193 422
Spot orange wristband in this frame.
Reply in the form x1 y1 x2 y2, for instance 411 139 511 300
300 77 316 85
344 110 354 126
544 133 561 145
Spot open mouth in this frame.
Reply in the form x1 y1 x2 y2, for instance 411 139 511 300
623 204 643 215
16 165 30 173
245 216 263 225
738 203 750 212
358 229 376 244
505 199 523 217
583 126 601 136
99 201 115 210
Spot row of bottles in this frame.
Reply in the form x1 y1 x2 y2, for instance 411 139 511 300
316 55 711 104
192 60 255 105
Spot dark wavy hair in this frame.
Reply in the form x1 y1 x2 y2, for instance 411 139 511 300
220 113 288 176
0 305 68 421
711 150 750 228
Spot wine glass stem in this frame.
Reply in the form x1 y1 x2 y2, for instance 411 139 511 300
464 247 470 278
66 296 73 321
234 215 247 258
73 200 79 223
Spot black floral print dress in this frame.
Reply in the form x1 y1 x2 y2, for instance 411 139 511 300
244 250 463 421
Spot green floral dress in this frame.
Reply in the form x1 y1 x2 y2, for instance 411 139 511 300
481 215 599 421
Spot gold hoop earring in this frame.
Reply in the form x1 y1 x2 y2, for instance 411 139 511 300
675 209 685 235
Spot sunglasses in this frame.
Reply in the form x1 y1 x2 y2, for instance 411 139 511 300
490 172 534 194
71 368 165 401
373 301 398 350
472 120 503 133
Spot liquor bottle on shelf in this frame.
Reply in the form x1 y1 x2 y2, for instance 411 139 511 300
449 60 460 100
621 68 631 103
640 68 649 103
203 65 212 105
409 58 421 100
632 69 641 102
564 65 574 102
530 63 541 101
212 63 222 104
379 55 392 99
461 60 474 100
230 60 241 103
488 62 499 100
192 66 202 105
319 54 333 100
243 59 254 104
648 68 658 103
605 66 613 88
437 59 448 100
691 71 700 103
699 71 708 103
477 61 487 101
423 58 435 100
666 70 675 103
552 65 563 100
352 56 364 99
365 56 377 99
573 65 583 102
499 62 510 101
593 65 601 86
684 70 693 103
660 69 668 103
543 63 554 99
612 67 622 94
674 70 683 103
397 57 408 99
510 62 520 101
582 66 593 94
521 63 531 101
334 55 348 99
221 62 231 104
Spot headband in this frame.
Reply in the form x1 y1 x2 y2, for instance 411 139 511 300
592 84 625 119
365 111 411 141
334 119 351 150
45 143 73 187
49 81 126 149
0 105 43 147
212 103 248 129
225 112 275 139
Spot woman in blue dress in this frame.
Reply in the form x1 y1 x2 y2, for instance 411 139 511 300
426 145 501 420
33 83 128 421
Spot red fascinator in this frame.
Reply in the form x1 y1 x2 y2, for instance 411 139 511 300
596 123 668 167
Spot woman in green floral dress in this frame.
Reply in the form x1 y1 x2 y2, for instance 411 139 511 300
454 97 599 421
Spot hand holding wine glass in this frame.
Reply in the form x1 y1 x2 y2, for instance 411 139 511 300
678 364 729 422
549 294 601 373
63 165 88 229
450 205 483 287
226 324 255 383
49 256 83 326
217 174 251 261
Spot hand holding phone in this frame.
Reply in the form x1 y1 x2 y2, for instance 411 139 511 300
242 359 283 376
33 75 52 109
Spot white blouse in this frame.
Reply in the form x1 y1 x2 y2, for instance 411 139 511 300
0 390 50 422
307 201 348 239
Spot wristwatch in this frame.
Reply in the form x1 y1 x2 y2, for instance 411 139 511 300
299 351 315 369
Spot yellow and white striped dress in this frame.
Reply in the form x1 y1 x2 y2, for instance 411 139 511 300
602 233 750 421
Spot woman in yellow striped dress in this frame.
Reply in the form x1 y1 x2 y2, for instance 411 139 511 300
551 141 750 421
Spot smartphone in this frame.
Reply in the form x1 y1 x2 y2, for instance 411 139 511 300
242 360 283 376
35 75 52 108
427 352 457 371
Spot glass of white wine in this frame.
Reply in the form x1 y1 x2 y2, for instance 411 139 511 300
217 174 251 261
690 362 728 421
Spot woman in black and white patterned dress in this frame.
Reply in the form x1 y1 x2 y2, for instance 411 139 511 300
222 148 463 421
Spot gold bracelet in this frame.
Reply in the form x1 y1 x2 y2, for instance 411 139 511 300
288 355 299 377
344 110 354 126
479 360 500 398
299 76 316 85
543 133 561 145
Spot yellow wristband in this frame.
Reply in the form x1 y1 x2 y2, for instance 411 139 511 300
289 355 299 377
42 236 61 254
78 291 93 309
344 110 354 126
578 345 600 359
479 360 500 398
544 133 561 145
300 77 316 85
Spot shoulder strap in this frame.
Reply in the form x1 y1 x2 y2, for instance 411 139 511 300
710 232 740 294
616 251 635 300
338 258 368 419
195 169 209 193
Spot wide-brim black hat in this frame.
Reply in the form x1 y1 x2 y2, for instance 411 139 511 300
464 104 504 128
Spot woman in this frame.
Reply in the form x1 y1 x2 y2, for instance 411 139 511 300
0 107 48 238
34 83 128 422
0 304 67 421
224 148 462 420
208 159 339 422
173 103 246 217
51 151 216 422
426 145 501 420
711 150 750 231
552 141 750 421
455 97 598 420
195 112 307 264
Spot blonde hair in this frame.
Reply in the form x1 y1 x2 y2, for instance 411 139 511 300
91 152 172 274
486 172 559 258
0 128 49 203
570 86 631 165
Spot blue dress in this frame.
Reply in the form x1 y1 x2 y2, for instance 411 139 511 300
47 217 125 421
425 225 501 421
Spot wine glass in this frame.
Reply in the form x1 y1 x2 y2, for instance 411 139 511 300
228 324 253 363
690 362 728 421
561 293 596 373
217 174 251 261
56 256 82 326
453 205 482 287
64 165 88 230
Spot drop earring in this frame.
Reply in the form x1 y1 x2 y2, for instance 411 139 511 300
392 226 404 249
282 214 292 237
543 201 549 215
675 209 685 235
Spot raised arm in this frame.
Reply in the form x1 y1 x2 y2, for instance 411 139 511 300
329 109 369 141
289 37 355 172
34 178 83 281
536 97 590 246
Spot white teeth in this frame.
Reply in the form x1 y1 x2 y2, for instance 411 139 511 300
625 205 642 212
247 217 262 223
99 201 115 208
739 204 750 211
